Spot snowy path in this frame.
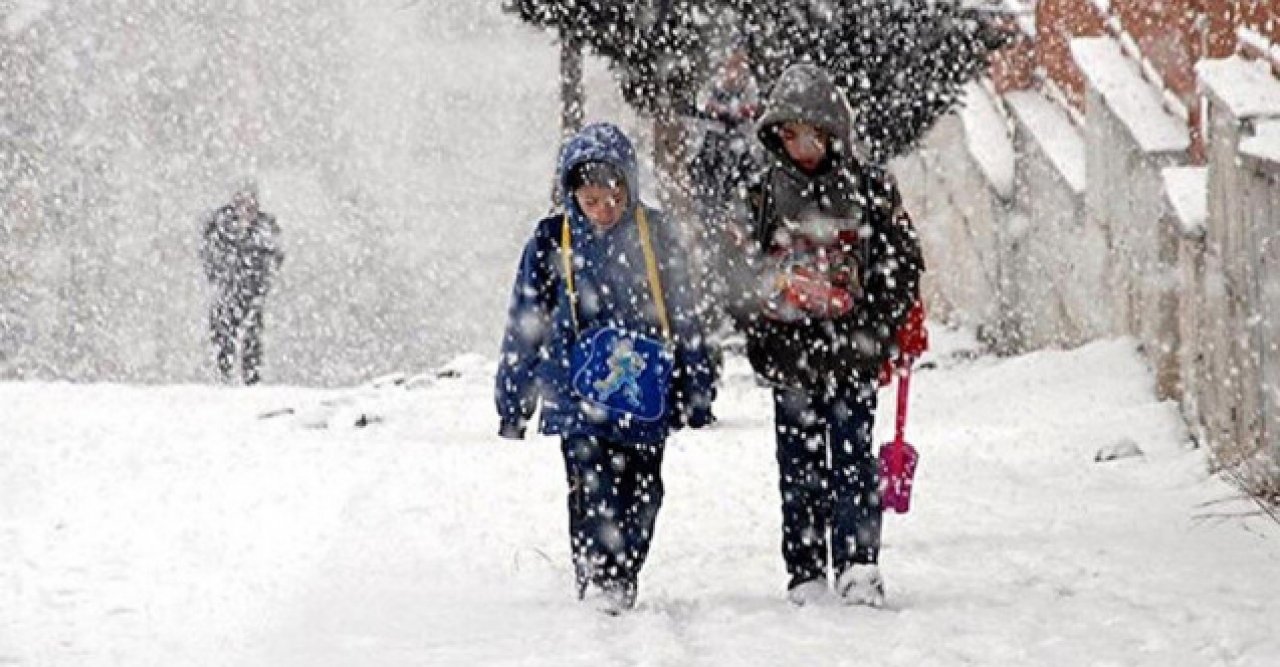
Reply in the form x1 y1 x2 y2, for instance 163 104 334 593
3 330 1279 666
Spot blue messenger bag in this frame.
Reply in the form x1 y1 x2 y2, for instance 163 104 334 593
561 209 675 423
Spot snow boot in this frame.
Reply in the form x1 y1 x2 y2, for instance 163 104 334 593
600 581 638 616
786 577 830 607
836 564 885 607
586 580 637 616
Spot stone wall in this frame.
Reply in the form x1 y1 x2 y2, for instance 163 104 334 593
1005 90 1093 349
1075 37 1191 367
894 111 1008 344
1196 57 1280 481
895 43 1280 490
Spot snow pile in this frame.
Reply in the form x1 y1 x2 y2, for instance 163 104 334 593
1197 56 1280 121
1005 90 1087 194
1071 37 1190 155
1162 166 1208 238
1237 26 1280 67
958 83 1016 199
1241 119 1280 165
4 330 1279 665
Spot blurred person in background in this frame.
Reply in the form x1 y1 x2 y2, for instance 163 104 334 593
200 178 284 385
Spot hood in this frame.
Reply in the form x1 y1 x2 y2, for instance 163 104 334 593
756 64 862 163
557 122 641 225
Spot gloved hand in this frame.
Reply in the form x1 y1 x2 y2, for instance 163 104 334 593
897 300 929 359
878 300 928 387
686 406 716 430
669 400 716 430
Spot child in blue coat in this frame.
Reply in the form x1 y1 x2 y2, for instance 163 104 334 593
495 122 716 614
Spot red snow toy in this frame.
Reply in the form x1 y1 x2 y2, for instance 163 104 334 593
879 359 919 514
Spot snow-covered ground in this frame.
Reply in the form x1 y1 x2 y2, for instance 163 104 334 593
4 328 1278 666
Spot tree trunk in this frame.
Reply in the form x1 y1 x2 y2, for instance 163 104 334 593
652 99 702 285
551 35 584 209
559 36 584 138
652 107 691 217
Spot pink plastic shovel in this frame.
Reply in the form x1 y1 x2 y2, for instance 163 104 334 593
879 361 919 514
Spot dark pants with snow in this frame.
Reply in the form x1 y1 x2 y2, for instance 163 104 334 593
210 290 267 385
773 383 881 588
561 436 665 597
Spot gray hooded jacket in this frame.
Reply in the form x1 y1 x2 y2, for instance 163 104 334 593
737 64 924 390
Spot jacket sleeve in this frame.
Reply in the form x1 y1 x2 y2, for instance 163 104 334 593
494 225 558 439
199 214 218 283
721 175 769 329
858 174 925 354
657 213 717 429
265 215 284 270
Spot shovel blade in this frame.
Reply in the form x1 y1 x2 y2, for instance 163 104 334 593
878 441 919 514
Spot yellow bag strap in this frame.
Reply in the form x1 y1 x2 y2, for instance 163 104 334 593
560 215 579 332
560 208 672 342
636 208 673 342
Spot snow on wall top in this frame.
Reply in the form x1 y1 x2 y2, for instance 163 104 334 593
1240 120 1280 166
1001 0 1036 39
1071 37 1190 155
959 82 1016 199
1197 56 1280 121
1161 166 1207 238
1004 90 1086 195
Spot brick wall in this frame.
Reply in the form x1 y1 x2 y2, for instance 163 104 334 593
1113 0 1204 99
1240 0 1280 43
1032 1 1279 102
1023 0 1279 162
989 26 1037 94
1033 0 1105 108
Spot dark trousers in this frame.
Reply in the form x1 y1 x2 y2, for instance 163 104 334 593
211 291 266 385
561 436 665 595
773 383 881 586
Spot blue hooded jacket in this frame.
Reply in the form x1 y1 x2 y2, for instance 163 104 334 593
495 123 716 444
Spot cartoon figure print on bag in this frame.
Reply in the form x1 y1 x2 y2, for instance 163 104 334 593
593 338 647 406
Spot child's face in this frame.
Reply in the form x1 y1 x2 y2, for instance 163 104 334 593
575 184 628 229
779 122 829 172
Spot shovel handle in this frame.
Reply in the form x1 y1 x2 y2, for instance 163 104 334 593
894 357 912 446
